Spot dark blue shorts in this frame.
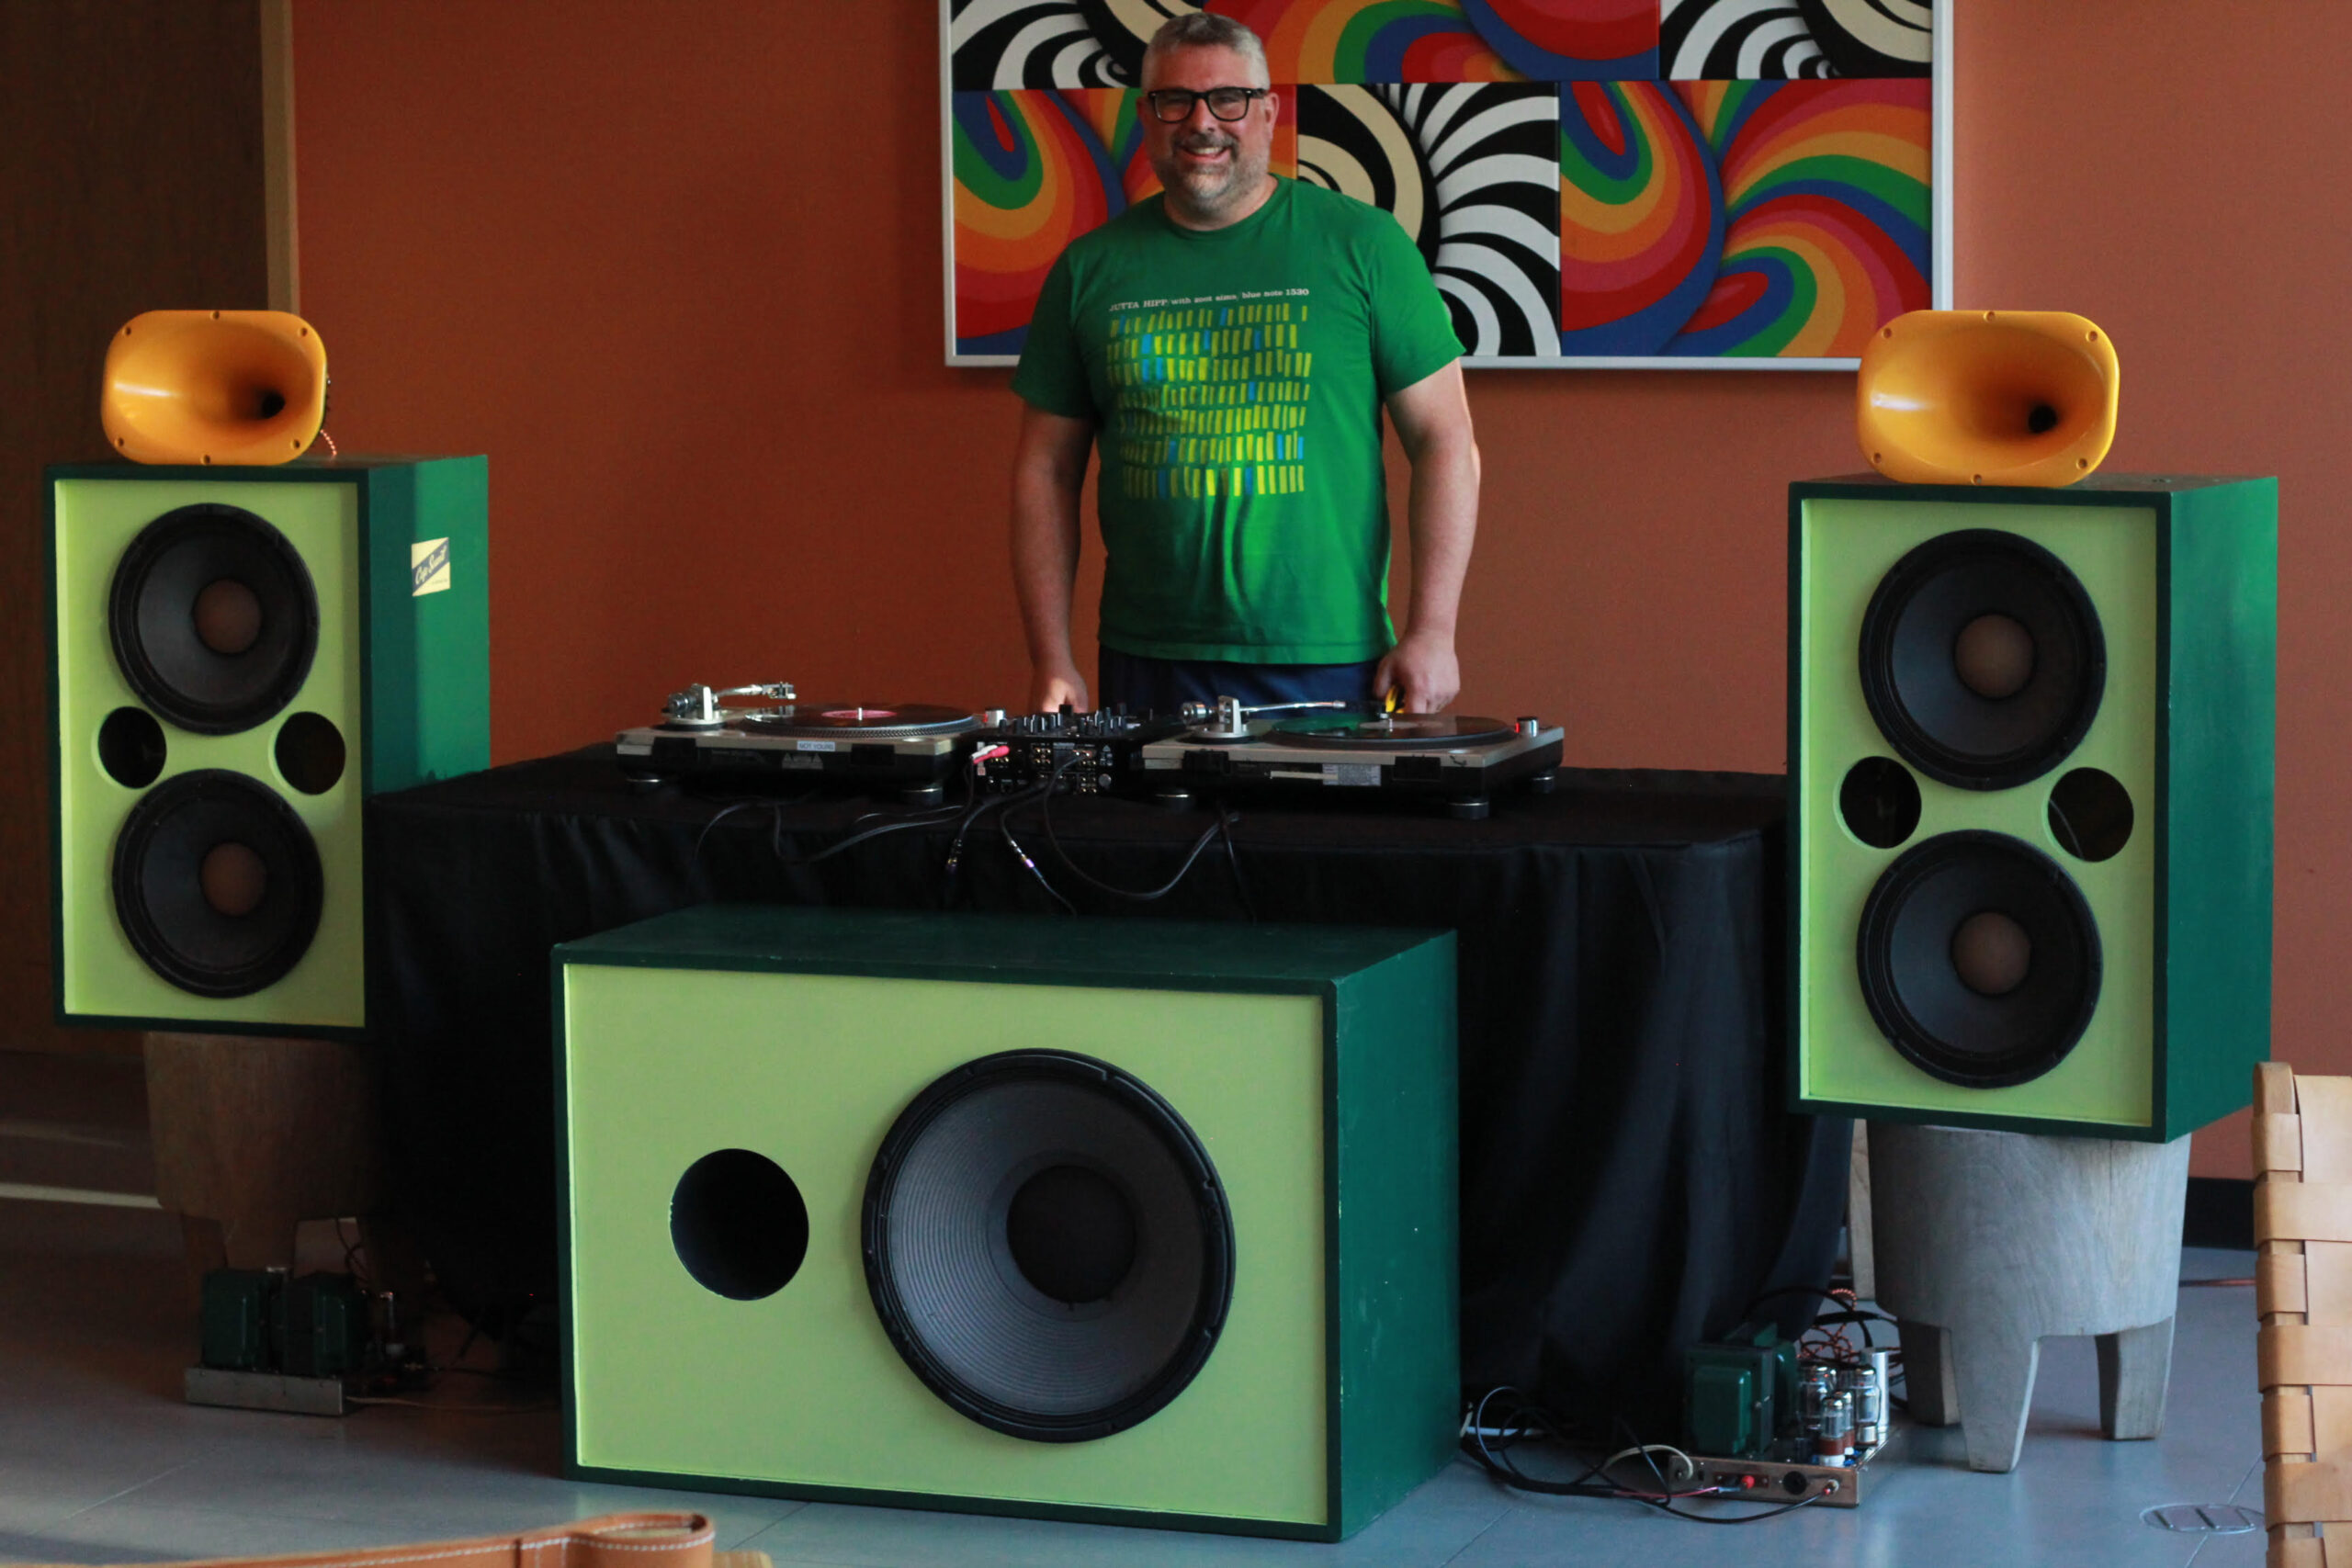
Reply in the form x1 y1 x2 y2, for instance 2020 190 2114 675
1095 646 1382 716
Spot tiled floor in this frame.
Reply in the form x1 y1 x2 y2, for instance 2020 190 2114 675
0 1175 2268 1568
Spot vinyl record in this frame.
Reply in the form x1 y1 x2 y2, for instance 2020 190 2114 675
864 1050 1233 1443
1271 712 1518 748
1856 829 2100 1089
1858 529 2105 790
111 769 324 998
108 503 320 736
738 704 978 738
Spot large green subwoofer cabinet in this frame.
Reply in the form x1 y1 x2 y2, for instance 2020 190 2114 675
49 459 488 1035
554 904 1460 1541
1790 474 2276 1139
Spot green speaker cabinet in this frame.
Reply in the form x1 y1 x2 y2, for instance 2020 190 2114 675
49 458 489 1035
555 904 1458 1541
1790 473 2275 1140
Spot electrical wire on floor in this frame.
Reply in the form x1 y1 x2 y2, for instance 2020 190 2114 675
1458 1388 1820 1524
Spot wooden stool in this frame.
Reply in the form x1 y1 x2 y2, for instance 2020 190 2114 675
1871 1120 2190 1472
146 1032 387 1280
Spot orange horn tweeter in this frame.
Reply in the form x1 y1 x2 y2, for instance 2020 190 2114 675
1857 310 2119 488
101 310 328 467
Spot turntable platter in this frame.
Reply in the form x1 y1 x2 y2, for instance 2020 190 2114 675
739 703 978 738
1268 713 1518 750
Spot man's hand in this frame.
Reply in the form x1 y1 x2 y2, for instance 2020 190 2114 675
1374 628 1460 714
1030 662 1091 714
1010 404 1099 717
1383 362 1478 716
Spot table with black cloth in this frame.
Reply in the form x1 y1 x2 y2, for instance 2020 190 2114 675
366 746 1849 1435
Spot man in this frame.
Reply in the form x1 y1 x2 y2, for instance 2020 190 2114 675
1007 11 1480 716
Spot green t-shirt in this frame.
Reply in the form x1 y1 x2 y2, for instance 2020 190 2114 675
1012 177 1463 663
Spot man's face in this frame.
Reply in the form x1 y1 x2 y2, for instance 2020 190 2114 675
1141 44 1277 222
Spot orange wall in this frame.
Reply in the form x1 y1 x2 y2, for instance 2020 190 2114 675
293 2 2349 1178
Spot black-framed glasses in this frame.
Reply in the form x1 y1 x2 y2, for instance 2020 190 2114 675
1145 87 1269 123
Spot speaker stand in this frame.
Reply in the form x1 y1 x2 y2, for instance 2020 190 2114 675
146 1032 397 1292
1870 1121 2189 1472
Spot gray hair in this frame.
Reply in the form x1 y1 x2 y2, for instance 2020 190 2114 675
1141 12 1270 87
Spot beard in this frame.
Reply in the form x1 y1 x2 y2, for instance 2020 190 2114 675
1152 128 1271 221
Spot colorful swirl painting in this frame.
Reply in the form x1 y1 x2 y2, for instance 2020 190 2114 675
1461 0 1658 81
951 0 1125 87
1207 0 1521 84
1556 81 1722 355
942 0 1941 365
952 90 1137 355
1665 79 1929 357
1369 85 1562 357
1660 0 1834 80
1054 85 1163 204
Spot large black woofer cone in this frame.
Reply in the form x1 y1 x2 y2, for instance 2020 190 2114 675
1857 829 2102 1089
111 769 323 997
1858 529 2105 790
863 1049 1233 1443
109 504 319 735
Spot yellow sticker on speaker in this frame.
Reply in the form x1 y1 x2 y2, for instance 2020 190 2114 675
412 537 451 596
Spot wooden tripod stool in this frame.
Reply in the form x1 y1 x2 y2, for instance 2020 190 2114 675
145 1032 390 1281
1871 1120 2190 1472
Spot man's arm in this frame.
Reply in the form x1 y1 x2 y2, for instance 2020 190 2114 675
1375 359 1479 713
1009 402 1100 712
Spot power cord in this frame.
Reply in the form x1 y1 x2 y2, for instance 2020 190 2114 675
693 779 971 870
1459 1388 1822 1525
1025 751 1251 912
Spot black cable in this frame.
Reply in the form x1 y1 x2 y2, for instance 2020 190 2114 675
1648 1494 1821 1524
1028 751 1233 904
941 791 1008 906
335 1217 368 1288
1216 807 1255 921
1459 1387 1829 1526
792 807 965 867
997 807 1076 913
694 791 967 871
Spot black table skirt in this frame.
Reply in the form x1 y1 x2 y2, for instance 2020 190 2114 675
366 748 1847 1435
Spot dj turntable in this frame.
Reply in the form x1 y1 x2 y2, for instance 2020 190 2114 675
615 682 978 803
1138 697 1564 818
